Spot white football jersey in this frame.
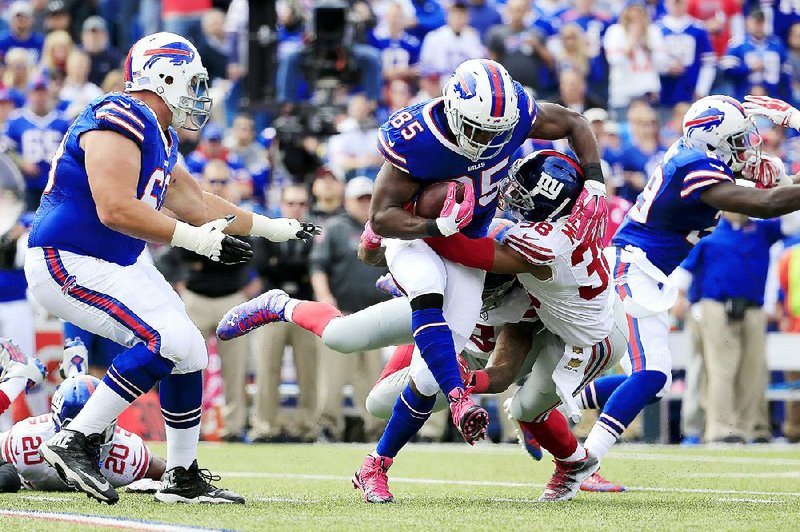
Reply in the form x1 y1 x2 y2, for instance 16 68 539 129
464 285 539 360
0 414 151 490
504 219 615 347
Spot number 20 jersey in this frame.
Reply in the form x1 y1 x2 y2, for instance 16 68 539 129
0 414 151 490
377 83 537 238
612 139 734 275
28 92 180 266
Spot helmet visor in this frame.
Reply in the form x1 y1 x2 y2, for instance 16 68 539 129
179 74 212 131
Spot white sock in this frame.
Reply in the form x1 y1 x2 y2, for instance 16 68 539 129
561 441 587 462
584 423 618 461
0 378 28 406
68 382 129 436
284 298 299 322
166 424 201 470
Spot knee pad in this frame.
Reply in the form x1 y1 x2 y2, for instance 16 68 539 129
158 315 208 373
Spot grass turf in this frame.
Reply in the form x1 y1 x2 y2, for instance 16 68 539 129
1 442 799 531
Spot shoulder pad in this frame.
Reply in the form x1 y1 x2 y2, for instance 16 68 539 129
503 221 573 266
91 93 157 146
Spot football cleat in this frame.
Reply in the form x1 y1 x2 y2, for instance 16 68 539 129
352 454 394 503
38 429 119 504
216 289 292 340
448 387 489 445
375 273 403 297
580 471 625 493
60 337 88 378
504 398 543 461
125 478 163 494
155 460 244 504
0 338 46 390
538 450 600 502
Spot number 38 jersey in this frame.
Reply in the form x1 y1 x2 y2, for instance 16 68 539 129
0 414 151 490
504 219 614 347
612 139 733 275
377 83 537 238
28 92 180 266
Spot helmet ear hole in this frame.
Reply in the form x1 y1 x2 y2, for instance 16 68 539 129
164 75 174 85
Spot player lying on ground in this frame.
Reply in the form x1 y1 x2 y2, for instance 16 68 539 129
0 375 165 494
25 32 319 505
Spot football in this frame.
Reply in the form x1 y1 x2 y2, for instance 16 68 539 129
414 180 466 219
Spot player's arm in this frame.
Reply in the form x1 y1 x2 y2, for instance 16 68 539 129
472 321 538 394
424 233 552 279
144 453 166 481
369 162 429 238
165 165 320 241
699 181 800 218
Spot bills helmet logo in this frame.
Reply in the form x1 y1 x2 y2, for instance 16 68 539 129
142 42 195 69
685 108 725 134
454 70 478 100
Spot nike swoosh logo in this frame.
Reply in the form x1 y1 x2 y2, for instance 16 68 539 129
387 138 396 147
90 476 112 491
120 101 131 109
709 163 725 171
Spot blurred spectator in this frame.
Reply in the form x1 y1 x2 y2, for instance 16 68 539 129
619 104 664 203
555 69 603 113
59 49 102 118
369 1 421 83
419 1 483 94
80 15 122 87
777 242 800 443
44 0 70 35
311 177 389 441
185 122 249 187
788 23 800 104
196 9 229 83
603 1 667 117
4 78 69 210
560 0 613 102
549 23 590 78
40 29 73 78
687 0 744 59
31 0 47 34
0 90 16 126
100 68 124 93
467 0 502 41
378 78 413 123
485 0 554 96
3 48 35 107
0 1 44 64
250 184 318 443
326 94 382 180
176 160 257 442
350 0 377 45
657 0 715 112
276 0 305 62
721 7 792 103
682 212 785 443
162 0 210 45
224 114 270 208
759 0 800 44
405 0 446 41
309 167 345 224
660 101 691 145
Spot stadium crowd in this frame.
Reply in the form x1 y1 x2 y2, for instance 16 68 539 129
1 0 800 445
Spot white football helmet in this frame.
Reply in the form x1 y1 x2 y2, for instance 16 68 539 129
124 32 212 130
443 59 520 161
682 95 761 172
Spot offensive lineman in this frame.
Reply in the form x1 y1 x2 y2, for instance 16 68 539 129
24 33 320 505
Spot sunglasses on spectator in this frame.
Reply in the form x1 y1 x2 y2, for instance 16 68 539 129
207 179 229 185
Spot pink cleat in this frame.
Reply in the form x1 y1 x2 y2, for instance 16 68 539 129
352 455 394 503
448 387 489 445
538 451 600 502
580 471 625 493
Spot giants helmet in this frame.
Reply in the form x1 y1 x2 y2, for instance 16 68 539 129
52 375 115 443
124 32 212 130
683 95 761 172
443 59 520 161
502 150 584 222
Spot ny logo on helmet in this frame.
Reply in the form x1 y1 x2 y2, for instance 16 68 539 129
685 108 725 134
532 172 564 200
142 42 195 70
454 70 478 100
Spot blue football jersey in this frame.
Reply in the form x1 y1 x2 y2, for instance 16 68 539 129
29 92 179 266
721 35 792 103
612 138 734 274
376 83 537 238
4 109 70 192
657 18 714 106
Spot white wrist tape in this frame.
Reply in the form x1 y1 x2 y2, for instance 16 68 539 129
250 214 299 242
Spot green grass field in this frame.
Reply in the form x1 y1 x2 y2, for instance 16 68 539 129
1 442 799 531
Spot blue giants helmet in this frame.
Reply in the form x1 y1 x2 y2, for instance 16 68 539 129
502 150 584 222
51 375 115 443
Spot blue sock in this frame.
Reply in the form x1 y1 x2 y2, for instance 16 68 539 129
159 371 203 429
596 370 667 438
103 344 174 403
375 385 436 458
580 375 628 409
411 308 463 395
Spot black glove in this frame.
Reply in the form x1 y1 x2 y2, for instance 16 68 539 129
218 236 254 265
295 221 322 241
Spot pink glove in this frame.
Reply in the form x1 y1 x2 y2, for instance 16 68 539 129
360 221 383 250
743 153 786 189
436 181 475 236
567 180 608 243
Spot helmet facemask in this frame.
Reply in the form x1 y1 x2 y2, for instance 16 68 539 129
170 73 212 131
723 120 762 172
445 100 519 161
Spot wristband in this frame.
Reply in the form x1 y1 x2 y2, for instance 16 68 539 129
471 370 490 394
582 162 604 185
426 219 443 237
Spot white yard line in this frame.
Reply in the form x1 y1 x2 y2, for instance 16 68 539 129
0 509 221 531
714 498 782 504
220 472 800 498
685 471 800 479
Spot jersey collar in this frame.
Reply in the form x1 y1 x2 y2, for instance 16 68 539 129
422 98 464 157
